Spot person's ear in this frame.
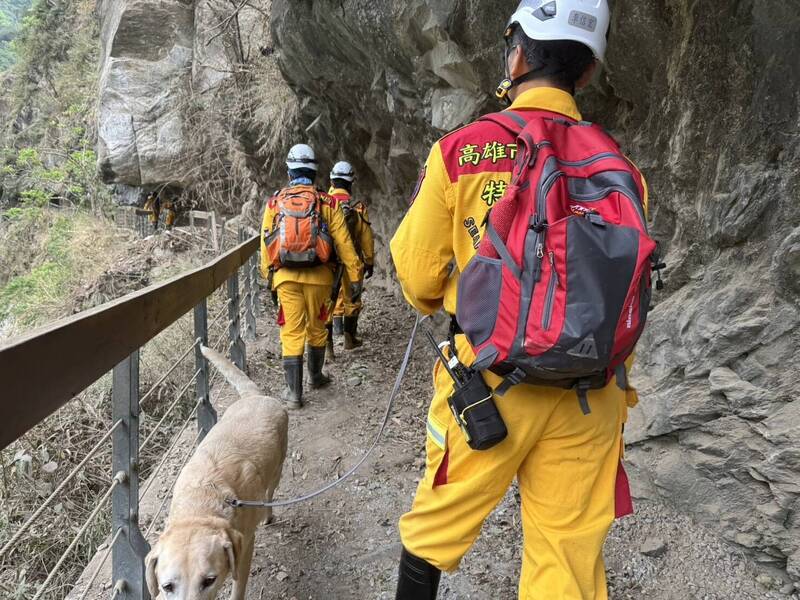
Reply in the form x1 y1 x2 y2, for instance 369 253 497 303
576 60 598 90
508 45 529 81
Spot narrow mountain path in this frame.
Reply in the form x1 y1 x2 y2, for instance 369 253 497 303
232 288 788 600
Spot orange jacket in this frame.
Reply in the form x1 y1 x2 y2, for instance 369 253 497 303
260 186 362 288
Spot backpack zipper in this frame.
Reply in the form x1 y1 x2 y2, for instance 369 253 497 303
532 168 562 282
568 187 647 232
542 251 559 330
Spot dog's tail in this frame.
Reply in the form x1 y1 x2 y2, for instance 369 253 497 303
200 346 262 397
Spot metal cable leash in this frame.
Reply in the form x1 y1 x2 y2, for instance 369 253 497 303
230 314 423 509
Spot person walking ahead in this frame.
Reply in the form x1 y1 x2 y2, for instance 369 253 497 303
328 161 375 351
390 1 648 598
261 144 363 410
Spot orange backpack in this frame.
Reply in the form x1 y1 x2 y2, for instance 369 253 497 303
265 185 333 269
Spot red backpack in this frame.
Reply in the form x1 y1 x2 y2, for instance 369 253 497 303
456 110 659 413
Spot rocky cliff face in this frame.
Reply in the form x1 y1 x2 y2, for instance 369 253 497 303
96 0 195 186
96 0 800 585
275 0 800 584
95 0 282 205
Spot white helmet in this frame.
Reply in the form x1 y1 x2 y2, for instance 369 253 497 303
286 144 318 171
330 161 355 183
507 0 610 61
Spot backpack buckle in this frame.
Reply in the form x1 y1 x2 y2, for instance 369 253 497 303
495 367 526 397
576 379 593 415
652 242 667 291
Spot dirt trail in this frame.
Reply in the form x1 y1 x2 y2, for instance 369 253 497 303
71 285 793 599
228 288 791 600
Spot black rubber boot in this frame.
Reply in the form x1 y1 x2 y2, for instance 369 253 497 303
307 346 331 389
281 356 303 410
343 315 363 350
395 548 441 600
326 324 336 363
333 316 344 336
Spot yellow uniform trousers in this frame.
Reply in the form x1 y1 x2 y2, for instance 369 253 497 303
144 196 160 225
276 281 331 356
163 201 176 227
399 342 627 600
333 270 362 318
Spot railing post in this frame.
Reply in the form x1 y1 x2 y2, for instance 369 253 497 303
194 298 216 441
227 272 246 371
239 229 257 342
112 351 150 600
247 254 258 338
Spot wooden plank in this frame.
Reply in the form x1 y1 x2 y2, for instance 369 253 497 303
188 210 212 221
0 236 259 450
210 212 219 253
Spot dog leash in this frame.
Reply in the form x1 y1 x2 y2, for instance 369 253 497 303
228 313 424 509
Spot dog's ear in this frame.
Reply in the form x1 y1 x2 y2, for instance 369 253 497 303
145 543 160 597
223 528 244 581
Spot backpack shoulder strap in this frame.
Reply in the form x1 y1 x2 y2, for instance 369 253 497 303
319 190 336 208
478 110 532 138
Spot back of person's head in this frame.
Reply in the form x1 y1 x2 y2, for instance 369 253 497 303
331 178 352 193
288 168 317 183
510 26 595 94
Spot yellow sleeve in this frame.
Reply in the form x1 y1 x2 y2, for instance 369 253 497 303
640 172 650 218
359 206 375 265
389 142 454 315
259 199 276 280
325 200 363 283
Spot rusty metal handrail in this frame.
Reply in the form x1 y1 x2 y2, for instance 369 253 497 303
0 235 259 450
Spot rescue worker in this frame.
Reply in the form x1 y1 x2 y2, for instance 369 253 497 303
143 191 161 234
260 144 363 410
328 161 375 351
390 1 644 598
162 195 177 231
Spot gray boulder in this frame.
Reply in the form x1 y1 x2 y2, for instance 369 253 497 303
97 0 196 186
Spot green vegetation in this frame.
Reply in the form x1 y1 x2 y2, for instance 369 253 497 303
0 0 105 211
0 0 32 70
0 203 72 326
0 202 124 330
2 145 102 208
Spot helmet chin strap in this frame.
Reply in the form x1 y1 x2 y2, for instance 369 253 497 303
495 70 540 106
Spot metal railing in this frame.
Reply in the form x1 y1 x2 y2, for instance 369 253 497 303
0 232 262 599
114 207 221 252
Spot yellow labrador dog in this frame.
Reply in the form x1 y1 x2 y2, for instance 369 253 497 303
145 347 288 599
